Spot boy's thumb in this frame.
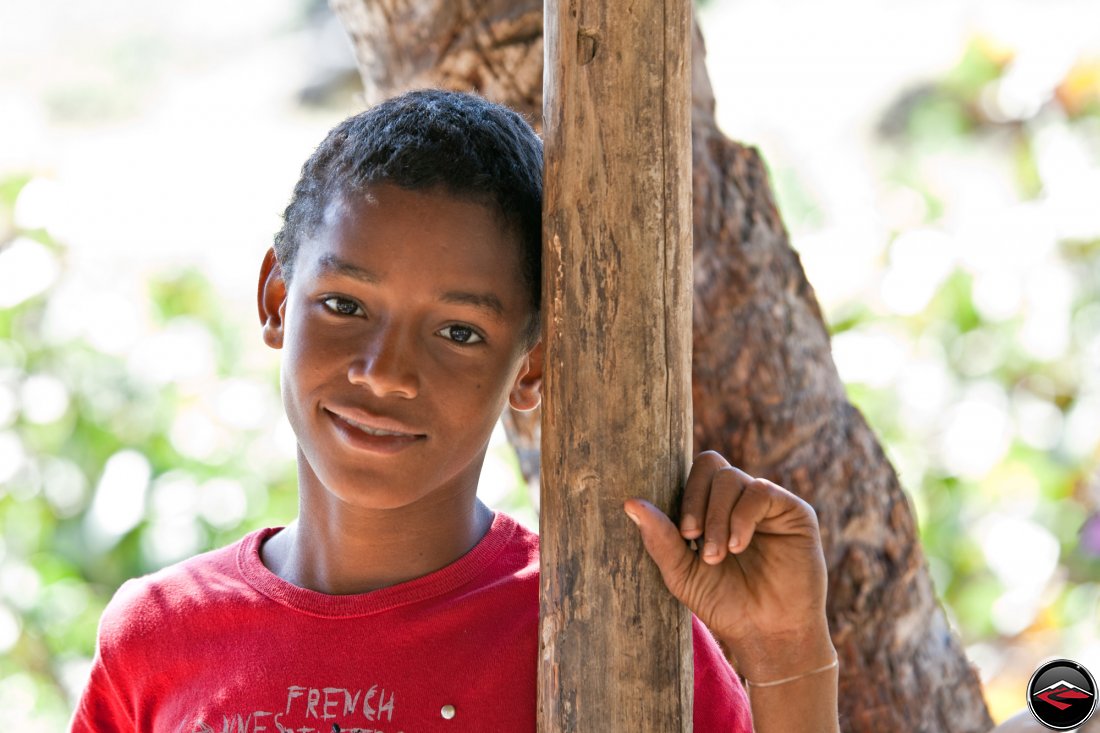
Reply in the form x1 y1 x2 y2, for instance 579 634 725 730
623 498 695 600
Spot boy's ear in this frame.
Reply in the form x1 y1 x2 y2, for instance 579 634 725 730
509 340 543 412
257 248 287 350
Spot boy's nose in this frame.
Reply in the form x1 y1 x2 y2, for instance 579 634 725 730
347 325 419 399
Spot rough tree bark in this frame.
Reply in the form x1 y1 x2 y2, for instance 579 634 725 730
329 1 996 731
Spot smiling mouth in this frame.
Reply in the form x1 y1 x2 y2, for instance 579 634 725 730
325 408 426 442
336 414 415 437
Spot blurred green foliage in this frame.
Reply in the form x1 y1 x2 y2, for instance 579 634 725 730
790 36 1100 703
896 37 1095 608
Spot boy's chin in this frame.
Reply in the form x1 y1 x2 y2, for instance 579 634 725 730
306 466 481 514
313 480 437 512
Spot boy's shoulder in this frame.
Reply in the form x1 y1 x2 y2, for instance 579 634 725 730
95 529 267 650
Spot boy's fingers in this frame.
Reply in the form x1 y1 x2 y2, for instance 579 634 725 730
624 499 695 599
679 451 729 539
700 468 743 564
727 478 811 553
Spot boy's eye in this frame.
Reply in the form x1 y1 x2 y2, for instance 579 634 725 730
438 324 483 345
322 297 364 317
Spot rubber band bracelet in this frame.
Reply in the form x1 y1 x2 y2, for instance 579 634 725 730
744 657 839 689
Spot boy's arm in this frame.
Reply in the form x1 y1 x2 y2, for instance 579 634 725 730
625 450 839 733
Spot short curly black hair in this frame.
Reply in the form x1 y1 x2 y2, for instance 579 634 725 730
274 89 543 343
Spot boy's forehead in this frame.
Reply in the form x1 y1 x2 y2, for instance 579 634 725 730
301 184 528 297
320 189 375 227
324 184 514 232
315 185 524 259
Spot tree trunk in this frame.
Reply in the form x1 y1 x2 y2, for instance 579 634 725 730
329 1 996 731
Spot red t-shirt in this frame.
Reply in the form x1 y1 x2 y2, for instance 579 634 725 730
71 513 752 732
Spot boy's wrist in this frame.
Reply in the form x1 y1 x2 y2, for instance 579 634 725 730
721 621 836 684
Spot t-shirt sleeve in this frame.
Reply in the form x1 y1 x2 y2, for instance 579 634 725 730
69 639 135 732
69 581 140 733
692 615 754 733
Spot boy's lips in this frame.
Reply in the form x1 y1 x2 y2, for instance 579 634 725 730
323 406 426 453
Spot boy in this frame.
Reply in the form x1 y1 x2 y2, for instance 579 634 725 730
71 90 838 731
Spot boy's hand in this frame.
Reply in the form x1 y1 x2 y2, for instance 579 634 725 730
624 451 834 681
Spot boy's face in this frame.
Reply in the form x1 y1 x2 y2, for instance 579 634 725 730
258 184 541 512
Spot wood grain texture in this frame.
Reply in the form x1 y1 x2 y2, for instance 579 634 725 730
332 2 996 730
538 0 693 730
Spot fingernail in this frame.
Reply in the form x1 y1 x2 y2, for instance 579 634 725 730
625 511 641 526
681 515 698 533
703 541 718 558
728 535 738 552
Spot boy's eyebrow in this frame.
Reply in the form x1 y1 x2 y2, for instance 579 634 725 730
317 254 506 320
439 290 505 320
317 254 379 283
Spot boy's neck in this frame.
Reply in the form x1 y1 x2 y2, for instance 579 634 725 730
260 466 495 595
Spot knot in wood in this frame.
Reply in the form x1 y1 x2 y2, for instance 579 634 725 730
577 27 599 65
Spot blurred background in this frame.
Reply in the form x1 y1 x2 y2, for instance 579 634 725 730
0 0 1097 727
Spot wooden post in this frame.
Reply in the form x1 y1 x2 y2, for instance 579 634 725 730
538 0 693 730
